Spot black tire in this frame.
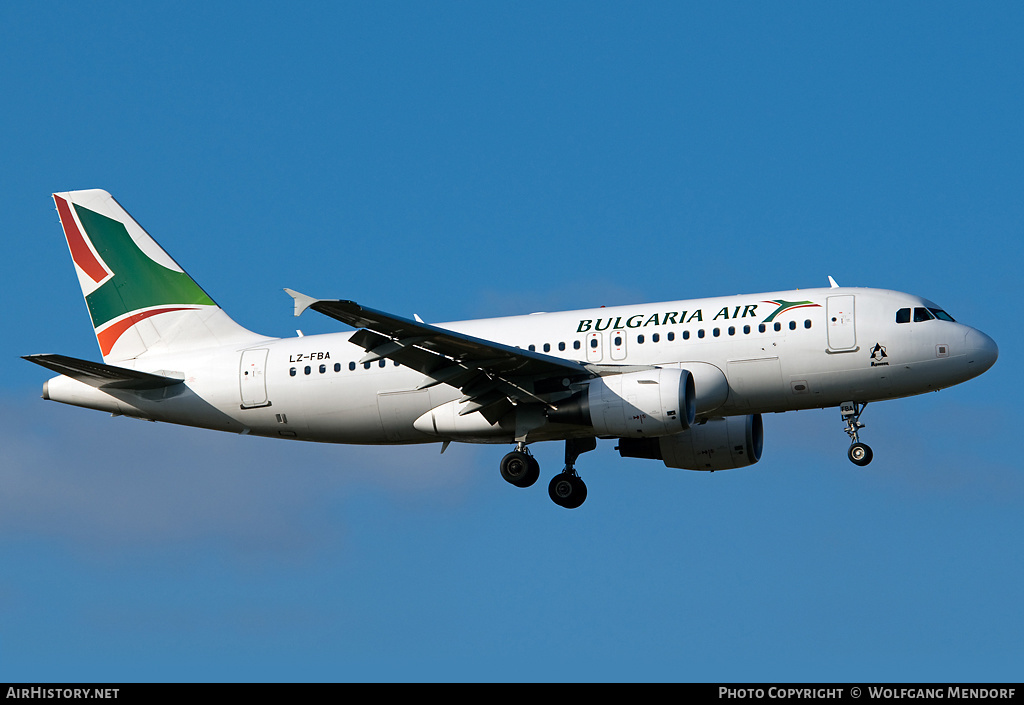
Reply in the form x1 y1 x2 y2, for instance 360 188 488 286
524 455 540 487
548 473 587 509
500 451 538 487
848 442 873 467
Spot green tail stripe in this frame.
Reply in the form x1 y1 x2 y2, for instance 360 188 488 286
74 204 215 329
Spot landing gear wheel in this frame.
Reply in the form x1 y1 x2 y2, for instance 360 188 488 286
840 402 873 467
500 450 540 488
848 442 873 467
548 473 587 509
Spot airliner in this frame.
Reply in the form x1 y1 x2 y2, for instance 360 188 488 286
24 190 999 508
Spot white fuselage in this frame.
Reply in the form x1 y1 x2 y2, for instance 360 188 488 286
43 286 997 446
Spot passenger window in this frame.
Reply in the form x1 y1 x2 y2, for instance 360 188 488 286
914 307 934 322
774 322 782 332
804 320 811 329
637 334 644 344
712 328 720 337
728 326 735 336
289 367 296 377
590 338 598 349
528 344 536 351
789 321 796 330
743 325 750 334
698 329 705 339
667 332 675 341
349 362 356 371
574 340 581 350
543 343 550 352
558 342 566 351
319 364 326 374
758 323 766 333
379 359 386 368
896 308 911 324
652 333 660 343
304 366 312 375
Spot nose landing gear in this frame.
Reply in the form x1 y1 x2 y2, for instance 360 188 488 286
841 401 873 466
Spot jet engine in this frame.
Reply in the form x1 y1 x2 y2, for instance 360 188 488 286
547 368 696 438
616 414 763 471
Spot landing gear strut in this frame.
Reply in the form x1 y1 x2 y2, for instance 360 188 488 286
500 442 540 488
840 401 873 467
548 437 596 509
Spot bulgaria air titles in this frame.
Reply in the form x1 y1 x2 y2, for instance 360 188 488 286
576 300 818 333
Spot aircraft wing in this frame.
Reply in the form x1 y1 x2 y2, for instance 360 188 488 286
22 353 184 390
286 289 603 421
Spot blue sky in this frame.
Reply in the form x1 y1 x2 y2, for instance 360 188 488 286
2 2 1021 682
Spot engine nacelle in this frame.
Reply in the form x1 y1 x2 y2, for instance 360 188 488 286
617 414 763 471
547 368 696 438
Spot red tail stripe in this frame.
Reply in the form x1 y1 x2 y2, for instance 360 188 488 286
96 307 198 356
54 195 108 284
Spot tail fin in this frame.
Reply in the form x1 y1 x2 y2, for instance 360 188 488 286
53 189 267 362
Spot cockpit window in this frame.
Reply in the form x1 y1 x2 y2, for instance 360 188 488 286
899 306 954 323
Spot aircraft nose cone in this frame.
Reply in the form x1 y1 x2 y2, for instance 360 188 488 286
965 328 998 374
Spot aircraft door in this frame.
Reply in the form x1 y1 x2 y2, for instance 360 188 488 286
586 332 603 362
826 295 857 351
239 348 271 408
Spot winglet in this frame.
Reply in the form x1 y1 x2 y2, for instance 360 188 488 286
828 276 840 288
284 288 319 317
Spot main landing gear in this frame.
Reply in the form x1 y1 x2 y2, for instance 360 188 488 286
840 401 873 467
499 437 596 509
499 444 540 488
548 437 596 509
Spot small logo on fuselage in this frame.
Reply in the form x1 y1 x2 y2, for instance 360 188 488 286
869 343 889 366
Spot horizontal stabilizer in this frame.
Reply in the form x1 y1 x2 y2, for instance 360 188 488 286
22 354 184 390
